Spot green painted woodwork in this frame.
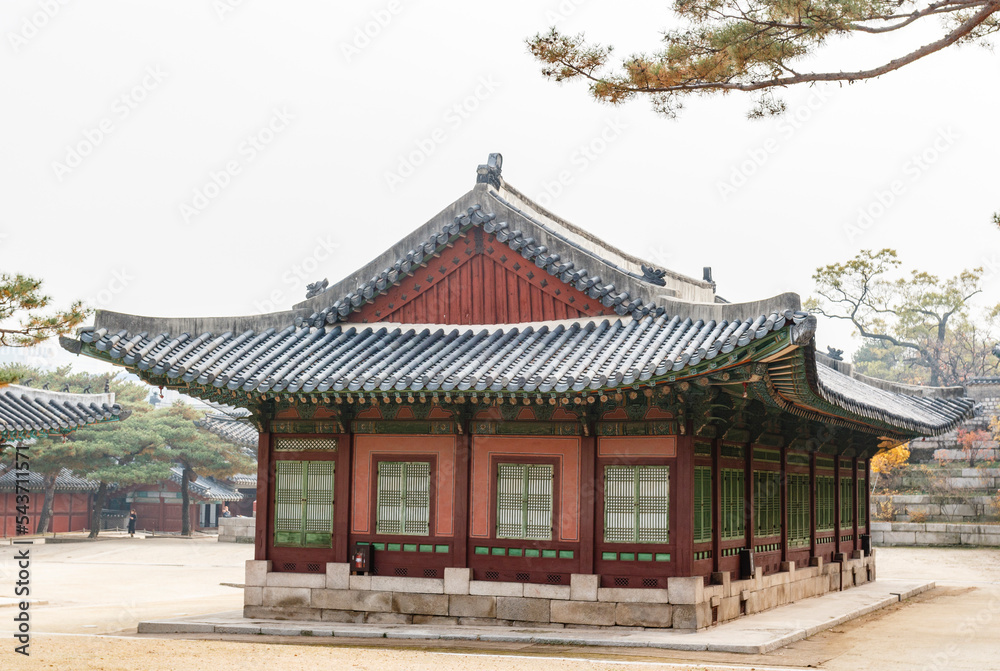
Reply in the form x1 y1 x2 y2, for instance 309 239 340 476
496 463 554 540
273 460 334 548
721 468 745 541
841 475 854 526
787 473 810 548
858 476 867 525
816 475 835 531
693 466 712 544
753 470 780 537
604 464 670 544
376 461 430 536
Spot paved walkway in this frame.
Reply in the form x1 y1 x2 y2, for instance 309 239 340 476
138 578 932 654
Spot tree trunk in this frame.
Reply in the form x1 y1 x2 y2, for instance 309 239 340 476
35 473 58 535
88 482 108 539
181 466 191 536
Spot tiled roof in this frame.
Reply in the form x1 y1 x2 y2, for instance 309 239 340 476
814 364 975 435
298 204 687 326
229 473 257 488
0 385 129 442
198 413 258 453
0 466 98 492
77 310 809 395
168 466 242 502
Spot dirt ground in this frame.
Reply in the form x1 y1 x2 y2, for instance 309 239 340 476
3 540 999 670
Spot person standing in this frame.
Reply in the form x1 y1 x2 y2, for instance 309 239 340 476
128 509 137 538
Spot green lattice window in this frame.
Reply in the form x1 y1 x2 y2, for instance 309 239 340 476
841 476 854 526
754 470 780 538
787 473 810 548
721 468 745 541
376 461 431 536
694 466 712 544
604 465 669 544
857 476 867 527
274 460 334 548
496 463 553 540
816 475 835 532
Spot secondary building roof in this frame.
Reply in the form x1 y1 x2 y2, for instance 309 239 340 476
0 384 129 443
168 466 242 502
0 466 99 493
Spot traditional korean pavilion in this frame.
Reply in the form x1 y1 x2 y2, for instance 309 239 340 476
61 154 974 629
0 383 129 535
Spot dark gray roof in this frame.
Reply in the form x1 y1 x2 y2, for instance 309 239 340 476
0 466 98 492
0 384 129 442
198 413 258 453
168 466 242 502
78 310 810 395
814 364 975 435
229 473 257 488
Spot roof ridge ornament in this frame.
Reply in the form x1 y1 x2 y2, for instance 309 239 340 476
640 265 667 286
476 153 503 189
305 278 329 299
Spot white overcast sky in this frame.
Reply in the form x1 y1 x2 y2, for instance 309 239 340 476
1 0 997 378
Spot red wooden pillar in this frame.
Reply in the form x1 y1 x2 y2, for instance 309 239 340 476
332 429 352 562
453 426 471 568
254 426 271 561
674 428 695 577
579 429 596 575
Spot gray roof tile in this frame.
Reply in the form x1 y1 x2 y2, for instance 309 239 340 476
0 385 128 442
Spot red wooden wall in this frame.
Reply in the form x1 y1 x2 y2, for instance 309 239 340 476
352 228 616 325
0 492 92 536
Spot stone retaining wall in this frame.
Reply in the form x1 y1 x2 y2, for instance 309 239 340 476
871 521 1000 547
218 516 255 543
244 553 877 630
872 494 997 523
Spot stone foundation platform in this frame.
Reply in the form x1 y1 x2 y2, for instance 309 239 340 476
244 552 877 630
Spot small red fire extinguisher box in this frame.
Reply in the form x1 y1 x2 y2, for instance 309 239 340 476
351 543 372 574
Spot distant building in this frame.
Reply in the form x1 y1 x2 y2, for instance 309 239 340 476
0 383 129 535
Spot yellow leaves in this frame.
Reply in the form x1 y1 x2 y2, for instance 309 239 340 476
871 442 910 474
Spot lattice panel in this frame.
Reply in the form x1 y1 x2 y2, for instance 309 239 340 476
304 462 334 534
721 468 745 541
693 466 712 544
275 462 304 533
841 476 854 526
816 475 835 531
376 461 431 536
754 470 780 537
275 438 338 452
787 473 810 547
497 463 553 540
604 465 669 544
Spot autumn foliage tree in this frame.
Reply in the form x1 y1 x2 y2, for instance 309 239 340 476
527 0 1000 119
871 442 911 492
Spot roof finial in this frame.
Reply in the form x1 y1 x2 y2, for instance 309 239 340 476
305 278 329 299
827 346 844 361
476 153 503 189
